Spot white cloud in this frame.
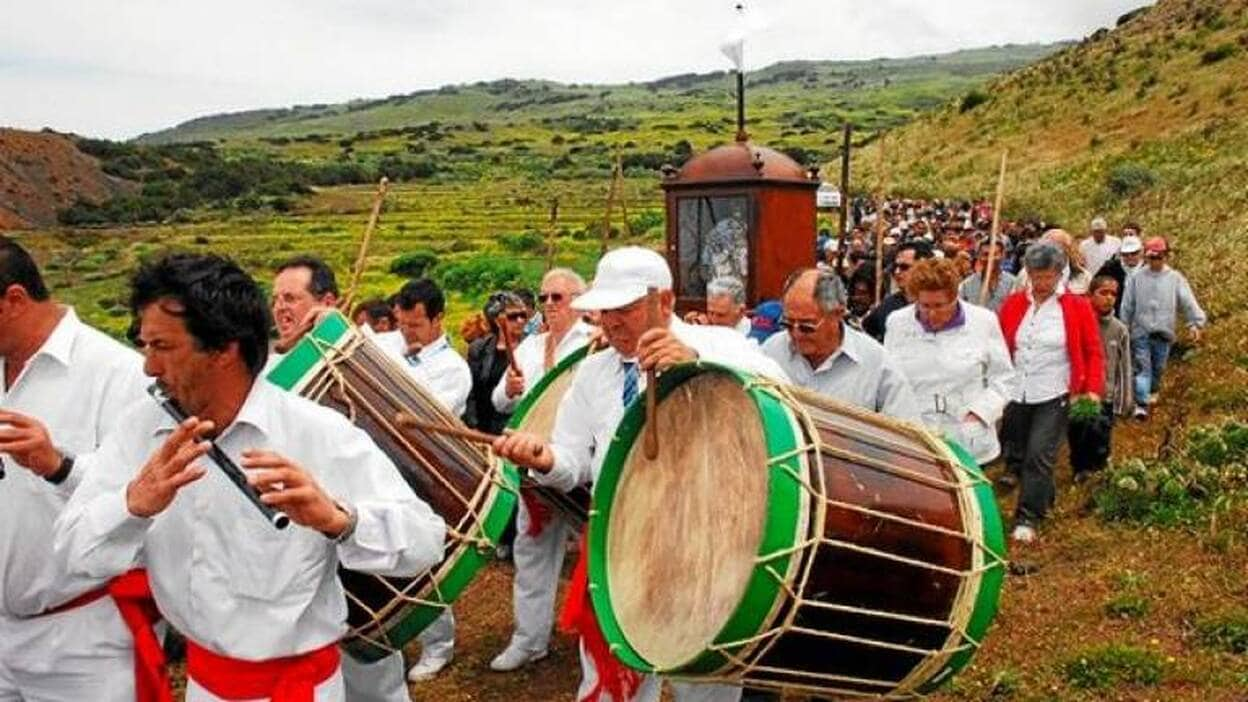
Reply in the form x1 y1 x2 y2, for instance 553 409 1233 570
0 0 1149 139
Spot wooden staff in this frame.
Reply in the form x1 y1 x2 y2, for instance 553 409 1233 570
341 177 389 313
979 151 1009 307
499 318 522 375
643 287 660 460
543 196 560 271
872 134 888 305
835 122 853 273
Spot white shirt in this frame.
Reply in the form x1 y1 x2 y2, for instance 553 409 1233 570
1079 235 1122 276
884 303 1017 464
370 331 471 417
1012 291 1070 403
491 321 594 414
54 379 446 661
534 318 788 493
761 325 922 423
733 317 752 337
0 308 147 616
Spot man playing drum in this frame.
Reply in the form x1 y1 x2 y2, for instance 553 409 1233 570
762 268 921 422
493 246 787 702
54 253 447 701
489 267 594 673
0 237 151 702
367 277 471 684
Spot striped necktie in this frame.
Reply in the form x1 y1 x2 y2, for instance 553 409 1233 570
621 362 639 407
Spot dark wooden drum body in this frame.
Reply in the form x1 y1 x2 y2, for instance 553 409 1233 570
267 311 518 662
587 363 1006 698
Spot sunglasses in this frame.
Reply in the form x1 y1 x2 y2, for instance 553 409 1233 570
504 311 528 322
538 292 565 304
779 317 826 335
894 263 913 272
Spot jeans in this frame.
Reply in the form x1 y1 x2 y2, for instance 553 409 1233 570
1132 334 1171 406
1001 395 1069 524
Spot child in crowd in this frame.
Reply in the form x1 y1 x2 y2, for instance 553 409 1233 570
1069 275 1134 477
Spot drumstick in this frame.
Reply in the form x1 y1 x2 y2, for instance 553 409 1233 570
499 319 522 376
394 412 543 457
643 286 660 460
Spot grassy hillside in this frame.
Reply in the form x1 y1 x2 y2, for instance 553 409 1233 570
845 1 1248 699
136 45 1063 180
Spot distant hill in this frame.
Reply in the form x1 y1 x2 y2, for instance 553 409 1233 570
0 129 136 229
134 44 1065 176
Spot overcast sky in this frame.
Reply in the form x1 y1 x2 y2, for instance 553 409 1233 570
1 0 1147 140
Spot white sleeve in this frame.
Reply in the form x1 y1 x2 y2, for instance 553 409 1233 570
877 355 923 423
536 366 596 492
964 318 1016 425
53 420 152 580
324 423 447 576
427 361 471 418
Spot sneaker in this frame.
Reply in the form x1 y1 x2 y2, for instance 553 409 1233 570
407 653 453 682
1133 406 1148 420
489 644 549 672
1010 524 1037 544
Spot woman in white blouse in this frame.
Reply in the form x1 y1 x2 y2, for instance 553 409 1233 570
884 258 1016 465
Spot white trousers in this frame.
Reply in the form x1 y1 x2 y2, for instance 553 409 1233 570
576 640 742 702
507 497 570 652
340 652 409 702
416 609 455 661
0 597 134 702
186 669 345 701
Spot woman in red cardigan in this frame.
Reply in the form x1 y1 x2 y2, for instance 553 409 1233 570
997 242 1105 545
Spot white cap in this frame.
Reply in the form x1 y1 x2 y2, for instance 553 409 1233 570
572 246 672 311
1091 216 1108 231
1120 235 1143 254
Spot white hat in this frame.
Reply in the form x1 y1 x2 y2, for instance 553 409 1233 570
1091 216 1108 231
1120 235 1143 254
572 246 672 311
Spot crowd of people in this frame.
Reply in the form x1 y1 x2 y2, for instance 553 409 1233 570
0 200 1208 702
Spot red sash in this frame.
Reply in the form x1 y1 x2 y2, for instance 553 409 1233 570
187 638 340 702
519 487 554 537
41 570 172 702
559 532 642 702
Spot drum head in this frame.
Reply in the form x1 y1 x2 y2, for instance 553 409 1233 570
605 372 771 669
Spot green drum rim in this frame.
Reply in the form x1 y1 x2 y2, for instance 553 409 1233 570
503 344 589 431
918 438 1007 692
266 310 520 662
588 361 805 675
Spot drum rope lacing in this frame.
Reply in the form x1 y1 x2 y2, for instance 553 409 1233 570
302 333 514 655
672 376 1006 697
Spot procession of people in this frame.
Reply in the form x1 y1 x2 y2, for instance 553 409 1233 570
0 197 1208 701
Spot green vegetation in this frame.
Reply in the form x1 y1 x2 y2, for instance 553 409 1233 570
1195 608 1248 654
1060 645 1166 689
1092 421 1248 529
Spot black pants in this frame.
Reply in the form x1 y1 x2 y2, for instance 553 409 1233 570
1068 401 1115 474
1001 395 1068 524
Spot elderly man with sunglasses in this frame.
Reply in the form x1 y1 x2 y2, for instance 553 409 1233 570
488 267 594 673
761 268 921 422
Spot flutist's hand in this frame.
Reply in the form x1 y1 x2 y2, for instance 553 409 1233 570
127 417 211 518
241 450 350 537
492 432 554 473
0 410 63 477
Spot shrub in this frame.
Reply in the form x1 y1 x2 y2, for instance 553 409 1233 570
960 90 990 113
497 230 545 253
1201 44 1236 65
1105 593 1150 619
435 255 530 295
1105 163 1157 199
1195 609 1248 654
1061 645 1165 689
389 250 439 278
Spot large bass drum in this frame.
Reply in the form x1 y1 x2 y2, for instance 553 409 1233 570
587 363 1006 697
503 344 592 527
267 311 518 662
